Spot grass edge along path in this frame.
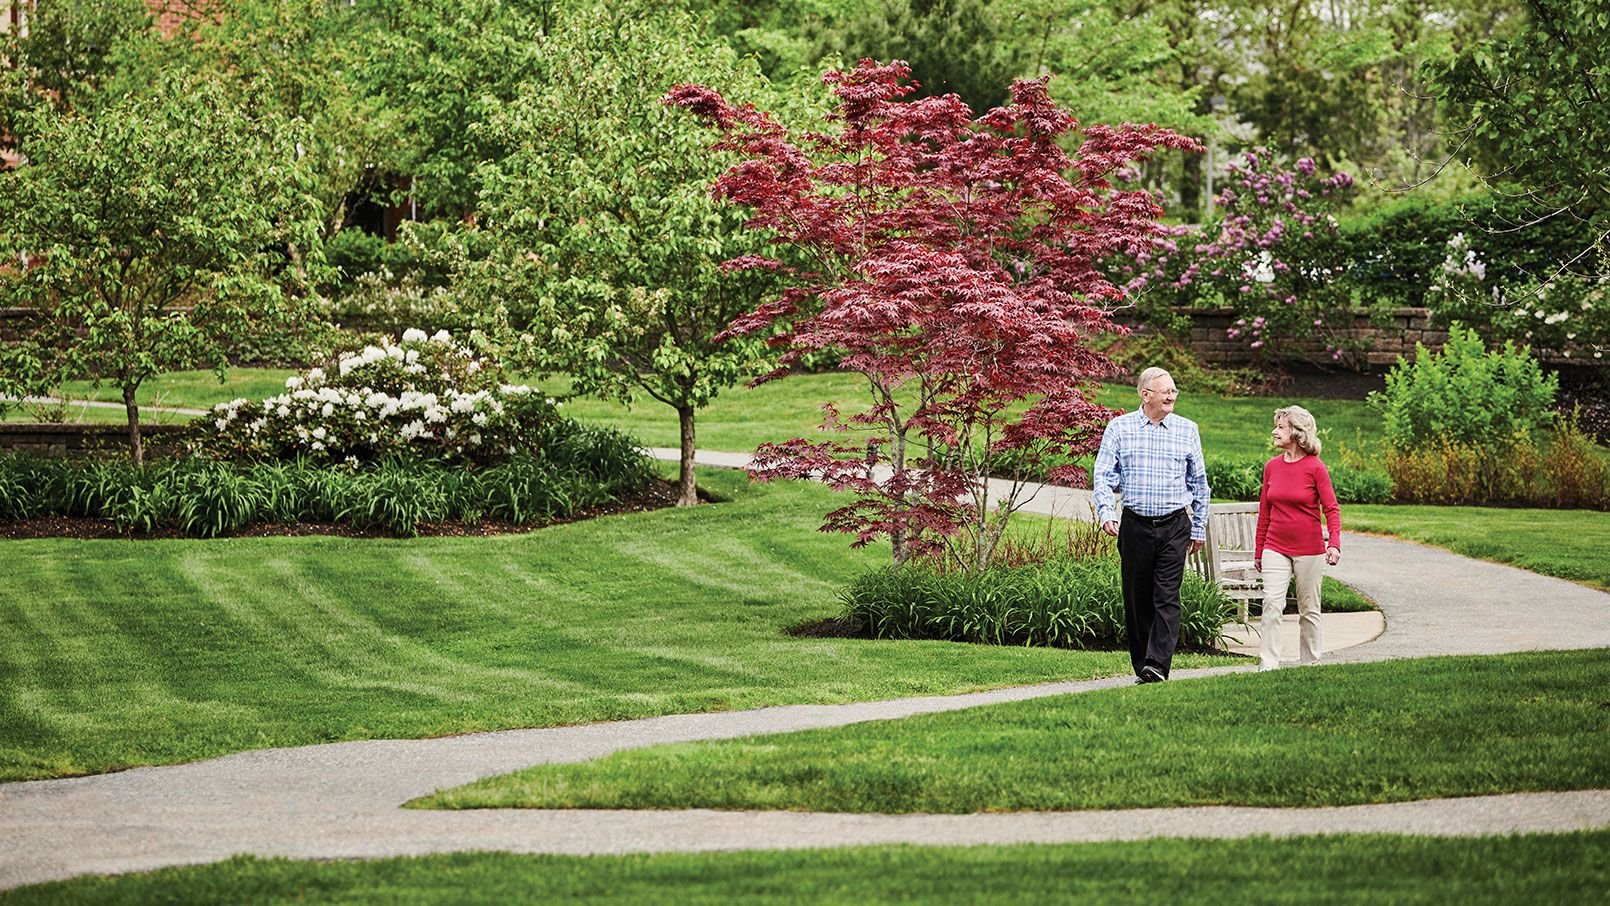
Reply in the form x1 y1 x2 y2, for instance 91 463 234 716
421 649 1610 813
8 833 1608 904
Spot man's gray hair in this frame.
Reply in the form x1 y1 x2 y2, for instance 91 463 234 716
1275 405 1323 455
1137 367 1171 397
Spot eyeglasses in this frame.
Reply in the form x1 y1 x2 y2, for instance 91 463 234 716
1143 388 1181 398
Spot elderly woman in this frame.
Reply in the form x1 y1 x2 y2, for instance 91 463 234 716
1254 405 1341 671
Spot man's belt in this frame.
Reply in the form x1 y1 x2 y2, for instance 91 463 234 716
1122 507 1187 525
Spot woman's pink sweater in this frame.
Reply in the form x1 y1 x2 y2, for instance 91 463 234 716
1255 454 1342 559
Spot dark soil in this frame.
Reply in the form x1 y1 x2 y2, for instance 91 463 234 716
0 478 698 541
1265 366 1387 400
1555 365 1610 443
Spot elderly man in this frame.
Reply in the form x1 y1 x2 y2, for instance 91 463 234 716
1093 367 1210 684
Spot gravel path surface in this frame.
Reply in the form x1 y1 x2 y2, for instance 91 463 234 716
3 453 1608 889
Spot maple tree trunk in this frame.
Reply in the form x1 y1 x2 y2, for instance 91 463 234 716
676 405 698 507
888 429 909 566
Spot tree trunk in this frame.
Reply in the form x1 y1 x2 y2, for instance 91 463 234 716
676 405 698 507
123 383 144 465
888 429 909 566
1180 148 1205 219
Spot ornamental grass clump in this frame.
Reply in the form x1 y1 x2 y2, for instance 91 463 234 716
840 557 1235 650
0 451 656 538
189 329 561 466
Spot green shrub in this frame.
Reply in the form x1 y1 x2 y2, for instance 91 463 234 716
841 557 1236 651
1368 326 1563 505
1205 457 1391 504
1370 325 1558 450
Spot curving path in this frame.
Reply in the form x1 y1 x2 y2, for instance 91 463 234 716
3 452 1609 889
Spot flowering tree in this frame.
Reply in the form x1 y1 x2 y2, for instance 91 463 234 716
1123 149 1356 363
1427 233 1609 361
667 60 1199 570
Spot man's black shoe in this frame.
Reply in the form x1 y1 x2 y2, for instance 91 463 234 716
1139 665 1167 684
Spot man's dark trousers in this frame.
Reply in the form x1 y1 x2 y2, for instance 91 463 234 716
1117 508 1190 678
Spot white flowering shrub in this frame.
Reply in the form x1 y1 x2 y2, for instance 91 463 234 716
190 329 563 465
1428 233 1608 361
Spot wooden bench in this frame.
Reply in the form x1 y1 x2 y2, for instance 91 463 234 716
1188 502 1262 623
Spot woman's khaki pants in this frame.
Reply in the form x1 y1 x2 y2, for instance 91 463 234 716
1260 551 1325 669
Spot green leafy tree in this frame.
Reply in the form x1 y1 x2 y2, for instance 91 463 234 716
823 0 1017 112
0 0 157 121
358 0 555 220
1433 0 1610 273
473 2 801 506
995 0 1208 133
174 0 396 246
0 78 325 462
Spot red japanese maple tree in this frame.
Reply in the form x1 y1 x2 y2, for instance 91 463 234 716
666 60 1201 570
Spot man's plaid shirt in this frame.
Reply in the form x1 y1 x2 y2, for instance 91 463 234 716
1092 409 1211 540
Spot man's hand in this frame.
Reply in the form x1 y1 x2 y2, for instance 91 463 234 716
1101 520 1119 537
1188 538 1204 555
1253 558 1261 572
1326 546 1341 566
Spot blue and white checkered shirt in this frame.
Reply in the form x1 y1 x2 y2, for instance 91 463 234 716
1092 410 1210 540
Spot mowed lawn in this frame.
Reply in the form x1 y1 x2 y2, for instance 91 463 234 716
9 833 1608 905
422 649 1610 813
0 468 1238 783
534 372 1383 464
50 367 1383 463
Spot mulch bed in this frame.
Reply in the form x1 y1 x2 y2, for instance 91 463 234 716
0 478 690 541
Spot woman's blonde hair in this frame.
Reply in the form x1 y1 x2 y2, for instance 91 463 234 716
1274 405 1322 455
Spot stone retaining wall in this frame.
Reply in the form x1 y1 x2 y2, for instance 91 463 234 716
1177 307 1449 368
0 423 187 458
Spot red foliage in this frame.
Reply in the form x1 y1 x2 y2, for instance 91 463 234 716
666 60 1201 568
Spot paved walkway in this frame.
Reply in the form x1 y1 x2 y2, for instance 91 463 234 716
4 452 1610 889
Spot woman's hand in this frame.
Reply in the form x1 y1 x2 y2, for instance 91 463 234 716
1253 558 1261 572
1325 546 1341 566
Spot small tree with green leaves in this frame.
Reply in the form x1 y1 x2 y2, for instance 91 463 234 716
0 77 324 462
473 2 802 506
